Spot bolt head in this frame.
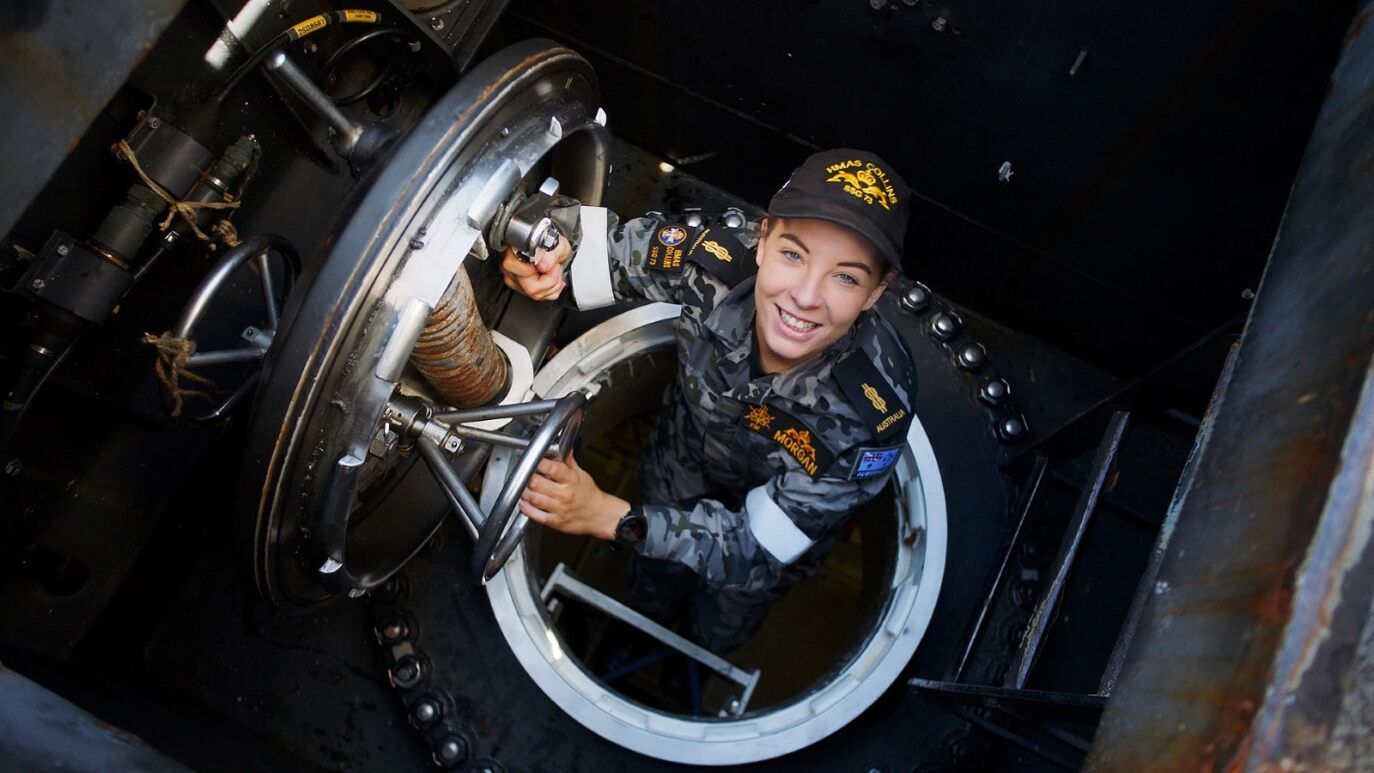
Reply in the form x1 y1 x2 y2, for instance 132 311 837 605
392 657 421 688
429 16 445 31
997 416 1027 442
957 342 986 371
723 210 745 228
684 212 703 228
979 378 1010 406
900 283 930 313
30 278 45 290
55 243 70 256
870 0 886 8
932 16 947 31
434 735 467 765
931 312 960 339
413 698 441 725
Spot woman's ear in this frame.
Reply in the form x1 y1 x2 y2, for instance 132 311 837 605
861 268 894 311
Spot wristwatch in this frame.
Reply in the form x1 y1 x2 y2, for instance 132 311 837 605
613 505 647 546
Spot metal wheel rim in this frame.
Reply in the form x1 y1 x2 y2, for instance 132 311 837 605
243 39 609 608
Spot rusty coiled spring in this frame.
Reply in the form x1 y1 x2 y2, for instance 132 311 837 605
409 267 509 407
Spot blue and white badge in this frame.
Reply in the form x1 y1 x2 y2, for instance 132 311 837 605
849 445 903 480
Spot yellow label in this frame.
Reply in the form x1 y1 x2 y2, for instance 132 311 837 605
743 405 774 431
291 15 328 37
344 10 379 23
875 408 908 434
702 240 732 262
861 383 888 414
774 428 819 476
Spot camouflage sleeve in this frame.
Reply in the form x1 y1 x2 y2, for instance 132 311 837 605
565 207 741 310
635 458 893 593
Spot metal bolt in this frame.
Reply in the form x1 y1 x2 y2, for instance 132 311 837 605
433 735 466 766
500 127 510 137
444 436 460 452
722 209 746 229
930 312 960 339
1241 288 1256 299
997 161 1014 182
931 16 947 31
869 0 886 9
380 617 408 642
413 697 441 726
899 282 930 313
408 39 422 52
147 115 161 129
29 278 45 291
957 342 987 371
684 212 704 228
997 416 1027 442
302 41 317 55
55 243 70 256
392 656 422 689
430 16 445 31
4 459 21 476
979 378 1010 406
409 237 425 250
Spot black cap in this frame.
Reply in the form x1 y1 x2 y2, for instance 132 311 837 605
767 149 910 270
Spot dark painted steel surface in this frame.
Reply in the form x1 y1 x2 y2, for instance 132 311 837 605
1086 2 1374 768
0 661 188 772
1009 409 1130 689
0 0 187 236
502 0 1354 376
953 453 1049 682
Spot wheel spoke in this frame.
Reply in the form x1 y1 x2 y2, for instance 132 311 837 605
257 252 280 331
416 436 485 540
188 348 267 366
447 423 532 451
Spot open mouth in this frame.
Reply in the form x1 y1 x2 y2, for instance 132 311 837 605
776 305 820 338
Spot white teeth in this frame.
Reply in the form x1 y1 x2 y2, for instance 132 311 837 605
779 308 817 333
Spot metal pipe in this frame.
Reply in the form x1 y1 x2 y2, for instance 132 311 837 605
263 50 363 156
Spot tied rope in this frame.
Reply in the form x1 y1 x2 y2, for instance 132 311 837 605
113 139 241 249
141 332 219 417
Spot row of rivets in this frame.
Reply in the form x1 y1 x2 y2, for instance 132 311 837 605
896 279 1028 444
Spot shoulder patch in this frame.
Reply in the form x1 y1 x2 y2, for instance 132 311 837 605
685 226 754 288
849 444 904 480
646 223 694 272
834 354 911 443
739 403 835 480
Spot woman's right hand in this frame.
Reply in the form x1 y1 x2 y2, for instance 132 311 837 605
499 234 572 301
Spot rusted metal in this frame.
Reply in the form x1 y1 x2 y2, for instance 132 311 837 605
1085 2 1374 769
410 266 509 407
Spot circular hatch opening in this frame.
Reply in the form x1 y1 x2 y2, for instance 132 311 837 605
485 304 946 765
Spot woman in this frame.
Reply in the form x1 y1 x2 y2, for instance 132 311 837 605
500 149 918 655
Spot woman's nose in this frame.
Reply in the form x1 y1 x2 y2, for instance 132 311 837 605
791 271 824 309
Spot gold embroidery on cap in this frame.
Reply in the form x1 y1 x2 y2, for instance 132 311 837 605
824 160 900 210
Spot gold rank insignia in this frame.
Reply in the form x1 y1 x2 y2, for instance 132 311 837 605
861 382 888 414
743 404 774 431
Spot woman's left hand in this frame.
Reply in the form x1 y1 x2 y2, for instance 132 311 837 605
519 451 629 541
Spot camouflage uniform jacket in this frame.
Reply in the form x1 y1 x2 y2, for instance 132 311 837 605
567 208 918 595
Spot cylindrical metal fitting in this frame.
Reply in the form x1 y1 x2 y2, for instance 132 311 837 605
410 267 510 407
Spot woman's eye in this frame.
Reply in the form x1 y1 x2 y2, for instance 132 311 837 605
836 272 859 286
782 250 802 263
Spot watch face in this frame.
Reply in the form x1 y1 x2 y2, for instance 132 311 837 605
617 511 647 544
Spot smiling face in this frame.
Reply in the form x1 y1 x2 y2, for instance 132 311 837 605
753 217 890 374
